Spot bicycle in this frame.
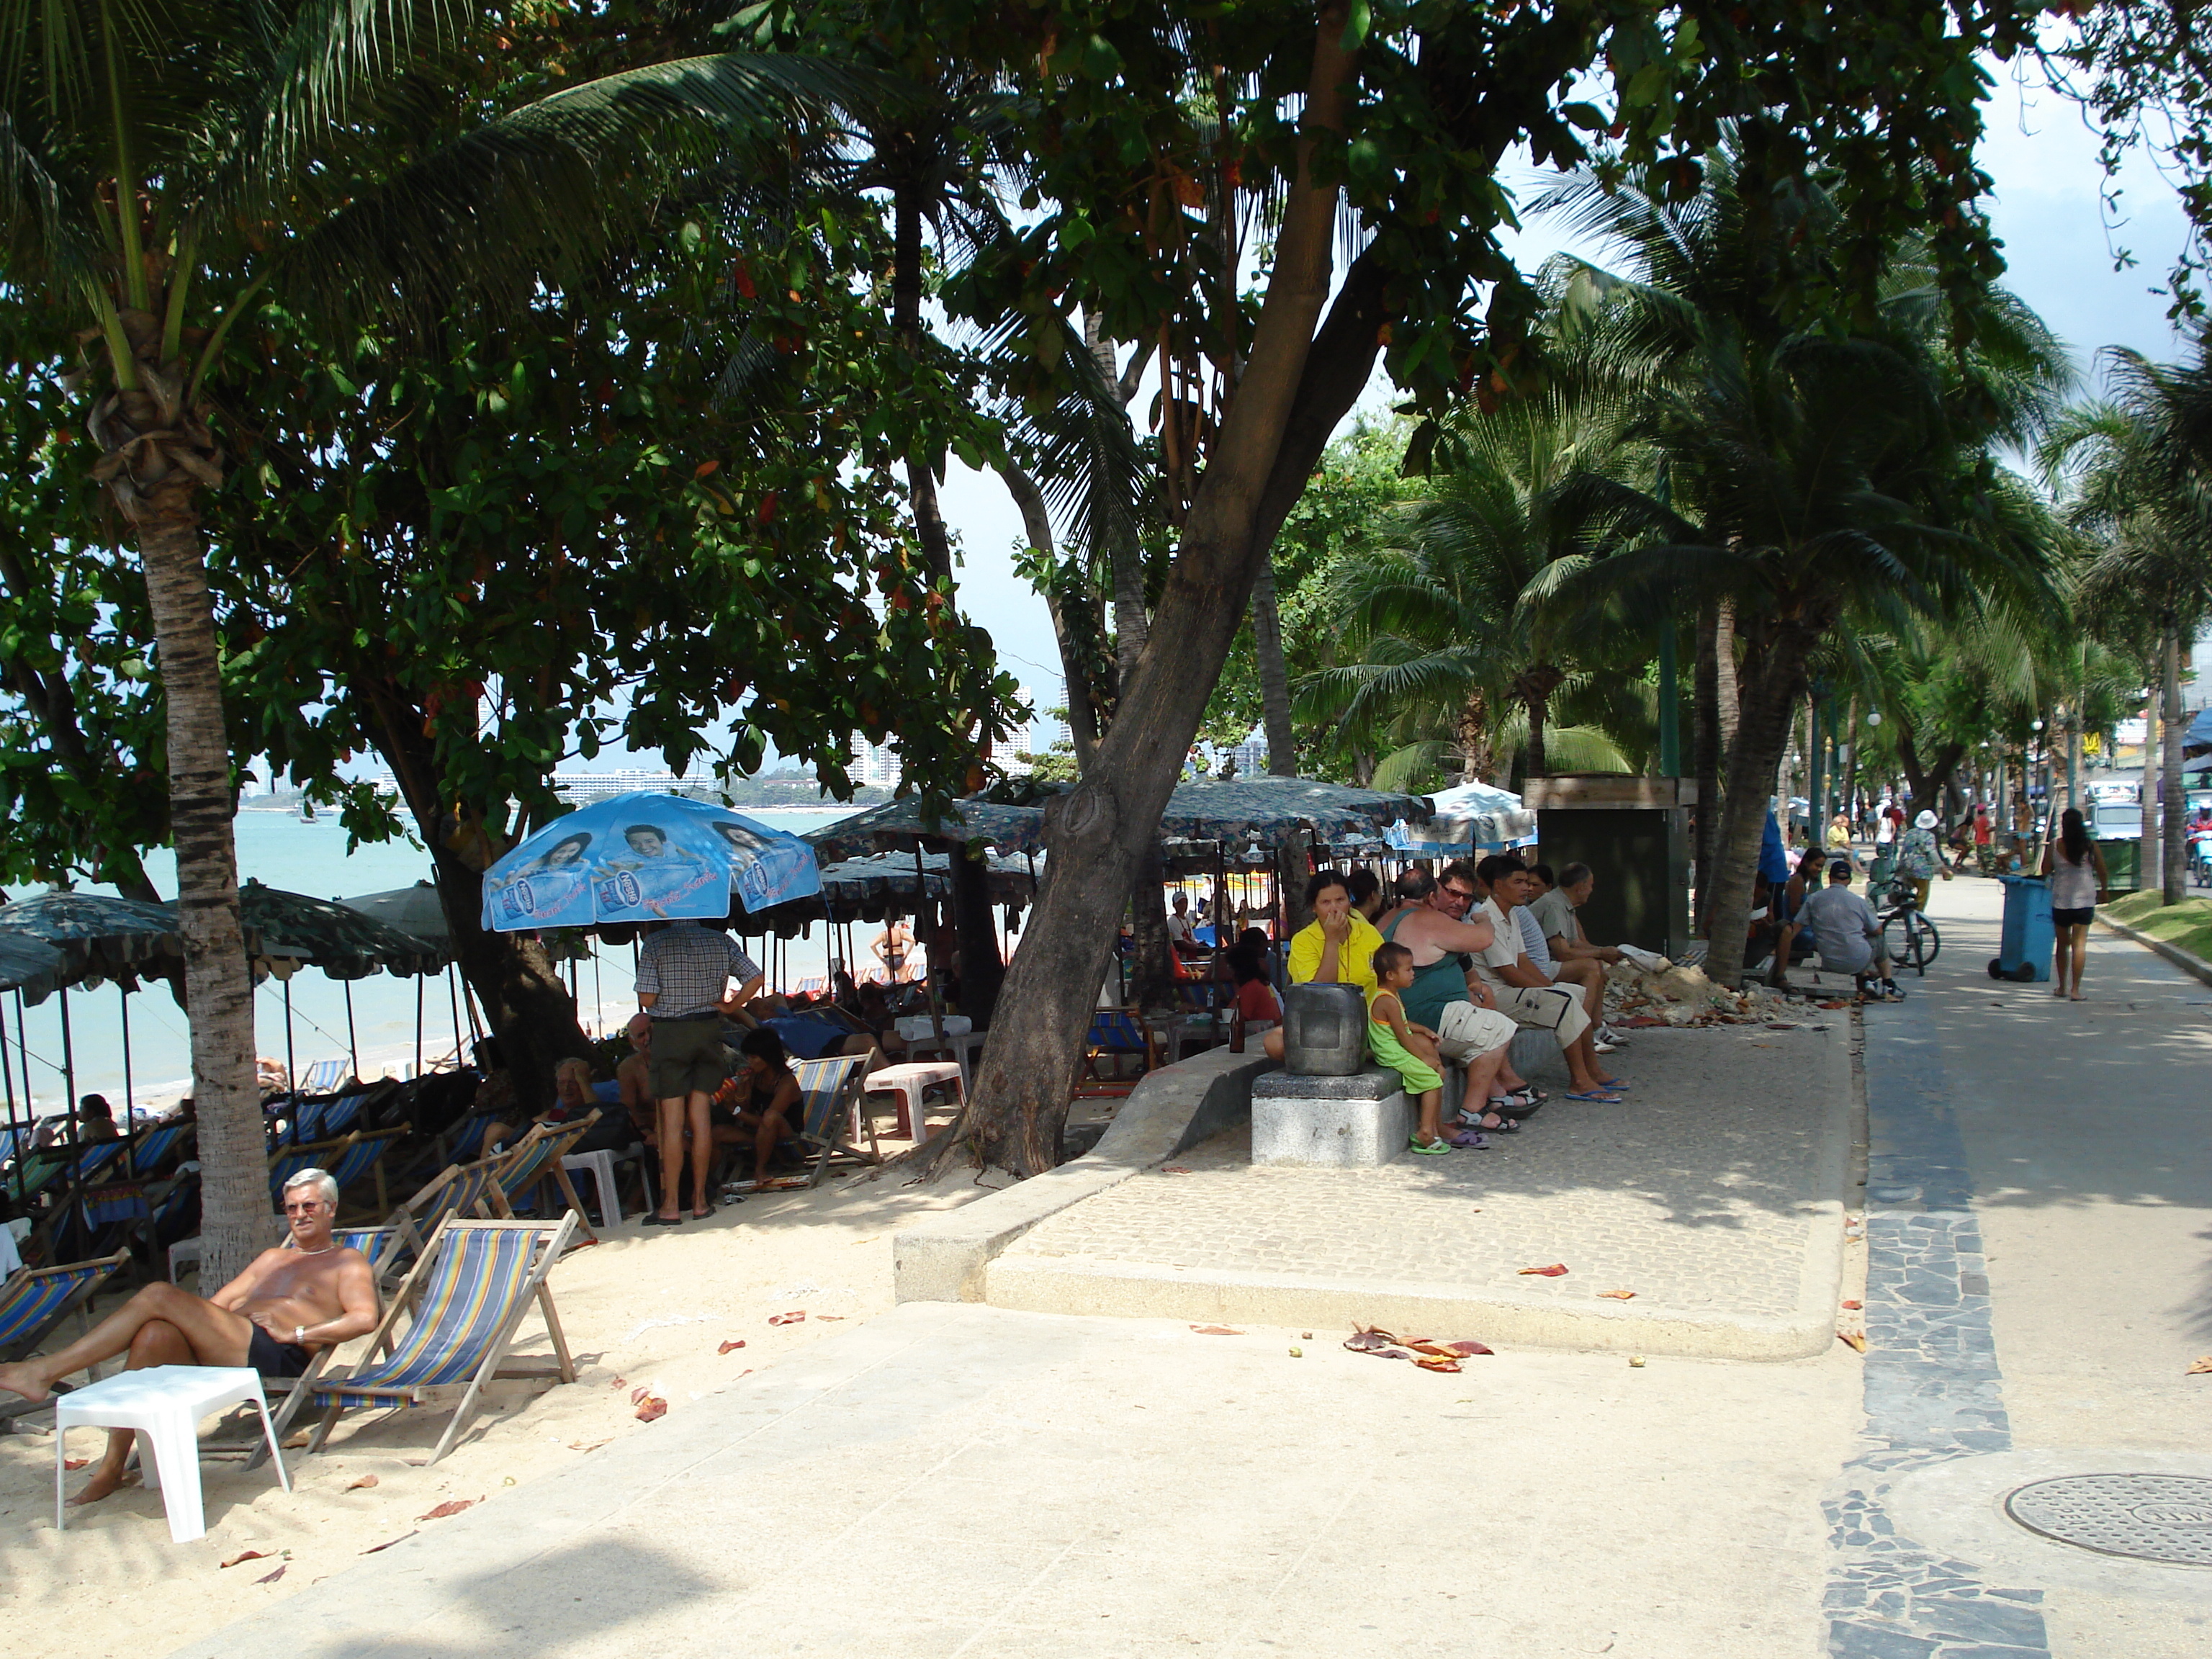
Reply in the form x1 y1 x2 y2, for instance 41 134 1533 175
1876 876 1941 976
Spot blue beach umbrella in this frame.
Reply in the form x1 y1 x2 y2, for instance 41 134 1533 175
480 791 821 932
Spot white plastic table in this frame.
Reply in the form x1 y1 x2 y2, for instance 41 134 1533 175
55 1364 290 1542
562 1149 629 1229
902 1028 986 1089
864 1062 964 1141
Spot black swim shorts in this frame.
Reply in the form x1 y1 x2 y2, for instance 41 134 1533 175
247 1323 312 1378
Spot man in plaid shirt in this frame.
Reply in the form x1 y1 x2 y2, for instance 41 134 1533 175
636 920 763 1224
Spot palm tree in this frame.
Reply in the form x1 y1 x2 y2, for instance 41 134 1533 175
1539 153 2069 987
2046 338 2212 902
1298 381 1641 787
1 0 840 1281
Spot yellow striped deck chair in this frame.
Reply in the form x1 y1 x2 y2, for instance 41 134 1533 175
489 1115 601 1243
0 1249 130 1420
303 1214 578 1465
791 1055 877 1187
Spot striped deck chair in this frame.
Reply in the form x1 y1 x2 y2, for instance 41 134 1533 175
299 1057 349 1096
488 1118 601 1243
123 1121 193 1179
0 1249 130 1364
302 1215 579 1465
395 1153 508 1240
1074 1010 1161 1098
791 1056 876 1187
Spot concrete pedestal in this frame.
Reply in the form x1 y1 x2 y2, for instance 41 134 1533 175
1251 1068 1411 1167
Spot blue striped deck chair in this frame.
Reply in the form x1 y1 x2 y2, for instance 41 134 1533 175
434 1111 495 1170
302 1214 580 1465
0 1249 131 1419
299 1057 349 1096
124 1121 192 1178
488 1117 601 1243
791 1056 876 1186
1075 1010 1160 1098
396 1153 508 1240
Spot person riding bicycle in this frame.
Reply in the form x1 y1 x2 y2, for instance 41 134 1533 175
1895 809 1954 912
1799 860 1904 1003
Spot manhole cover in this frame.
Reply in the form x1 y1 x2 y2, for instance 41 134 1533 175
2004 1474 2212 1567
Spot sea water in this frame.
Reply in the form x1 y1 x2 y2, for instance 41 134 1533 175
0 805 861 1120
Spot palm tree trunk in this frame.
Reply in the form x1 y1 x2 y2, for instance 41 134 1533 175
1526 688 1548 779
1714 598 1740 753
2164 623 2186 904
137 505 263 1287
1694 599 1722 933
1703 623 1820 989
1455 688 1496 786
997 462 1100 771
2139 685 2159 889
1251 557 1297 775
892 178 955 589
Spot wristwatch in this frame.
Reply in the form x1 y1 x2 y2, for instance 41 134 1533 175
294 1324 307 1346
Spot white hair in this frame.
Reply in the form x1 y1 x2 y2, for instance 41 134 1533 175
282 1168 340 1208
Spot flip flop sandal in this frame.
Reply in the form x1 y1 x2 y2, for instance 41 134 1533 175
1565 1089 1623 1103
693 1203 716 1220
642 1213 683 1227
1408 1134 1452 1156
1447 1129 1493 1149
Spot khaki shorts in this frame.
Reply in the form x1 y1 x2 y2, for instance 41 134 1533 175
1431 1000 1518 1060
649 1016 730 1100
1491 984 1591 1048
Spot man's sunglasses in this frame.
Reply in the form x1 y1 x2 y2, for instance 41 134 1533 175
1442 886 1476 904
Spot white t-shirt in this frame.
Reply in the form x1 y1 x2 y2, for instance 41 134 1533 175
1468 898 1525 992
1165 912 1194 944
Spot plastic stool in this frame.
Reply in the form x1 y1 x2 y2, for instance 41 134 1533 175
864 1062 963 1140
561 1150 625 1229
56 1364 290 1542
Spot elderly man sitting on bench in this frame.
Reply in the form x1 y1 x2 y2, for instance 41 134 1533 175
0 1168 379 1507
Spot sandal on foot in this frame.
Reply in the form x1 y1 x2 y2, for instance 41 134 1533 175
642 1213 683 1227
1447 1129 1493 1149
1564 1089 1623 1103
1409 1134 1452 1156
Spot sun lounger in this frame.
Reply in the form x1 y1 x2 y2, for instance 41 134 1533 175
269 1127 410 1218
393 1153 508 1241
791 1055 878 1187
301 1214 580 1465
1074 1009 1161 1098
0 1249 132 1419
298 1057 349 1096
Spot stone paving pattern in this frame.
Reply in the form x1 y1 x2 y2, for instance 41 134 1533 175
999 1017 1843 1318
1822 989 2052 1659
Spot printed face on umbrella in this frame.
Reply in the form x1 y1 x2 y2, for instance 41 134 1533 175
624 826 670 858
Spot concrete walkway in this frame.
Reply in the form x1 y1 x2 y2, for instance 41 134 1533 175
987 1017 1851 1359
161 876 2208 1659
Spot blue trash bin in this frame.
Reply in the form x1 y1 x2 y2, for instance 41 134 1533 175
1990 875 2052 982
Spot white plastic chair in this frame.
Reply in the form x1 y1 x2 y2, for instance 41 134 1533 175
55 1364 290 1542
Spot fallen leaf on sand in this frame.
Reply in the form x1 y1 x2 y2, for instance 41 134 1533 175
417 1498 479 1521
609 1376 626 1390
1841 1300 1863 1311
345 1475 379 1491
2188 1355 2212 1375
1190 1324 1241 1336
221 1551 273 1569
1443 1339 1494 1356
1161 1165 1193 1174
767 1310 806 1326
282 1431 311 1449
716 1339 747 1354
634 1396 667 1423
255 1566 286 1585
1519 1263 1570 1277
567 1438 611 1453
1599 1290 1636 1300
1412 1355 1462 1372
63 1458 88 1471
1344 1326 1491 1364
629 1386 649 1403
818 1314 845 1321
1838 1331 1868 1352
1817 1000 1848 1010
362 1532 417 1555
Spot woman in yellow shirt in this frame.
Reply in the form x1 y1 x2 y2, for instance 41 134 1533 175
1262 871 1385 1061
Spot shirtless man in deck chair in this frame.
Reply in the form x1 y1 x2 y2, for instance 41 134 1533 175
0 1167 379 1506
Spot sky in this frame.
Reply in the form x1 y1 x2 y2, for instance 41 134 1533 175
927 61 2200 732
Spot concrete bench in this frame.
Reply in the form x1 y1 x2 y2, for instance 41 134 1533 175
1251 1067 1411 1168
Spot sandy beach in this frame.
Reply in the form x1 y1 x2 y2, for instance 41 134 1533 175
0 1160 1002 1656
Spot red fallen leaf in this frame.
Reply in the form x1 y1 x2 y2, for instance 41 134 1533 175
634 1395 667 1423
1599 1290 1636 1300
1817 1000 1849 1010
717 1339 747 1354
1411 1355 1462 1372
1344 1326 1401 1352
416 1498 479 1521
1519 1263 1570 1277
255 1565 287 1585
767 1310 806 1326
1619 1015 1667 1028
629 1386 649 1404
346 1474 379 1491
221 1550 274 1569
1161 1165 1193 1174
63 1458 89 1471
1444 1339 1494 1357
818 1314 845 1321
1841 1300 1863 1311
1190 1324 1241 1336
610 1376 627 1390
1838 1331 1868 1352
361 1531 418 1555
